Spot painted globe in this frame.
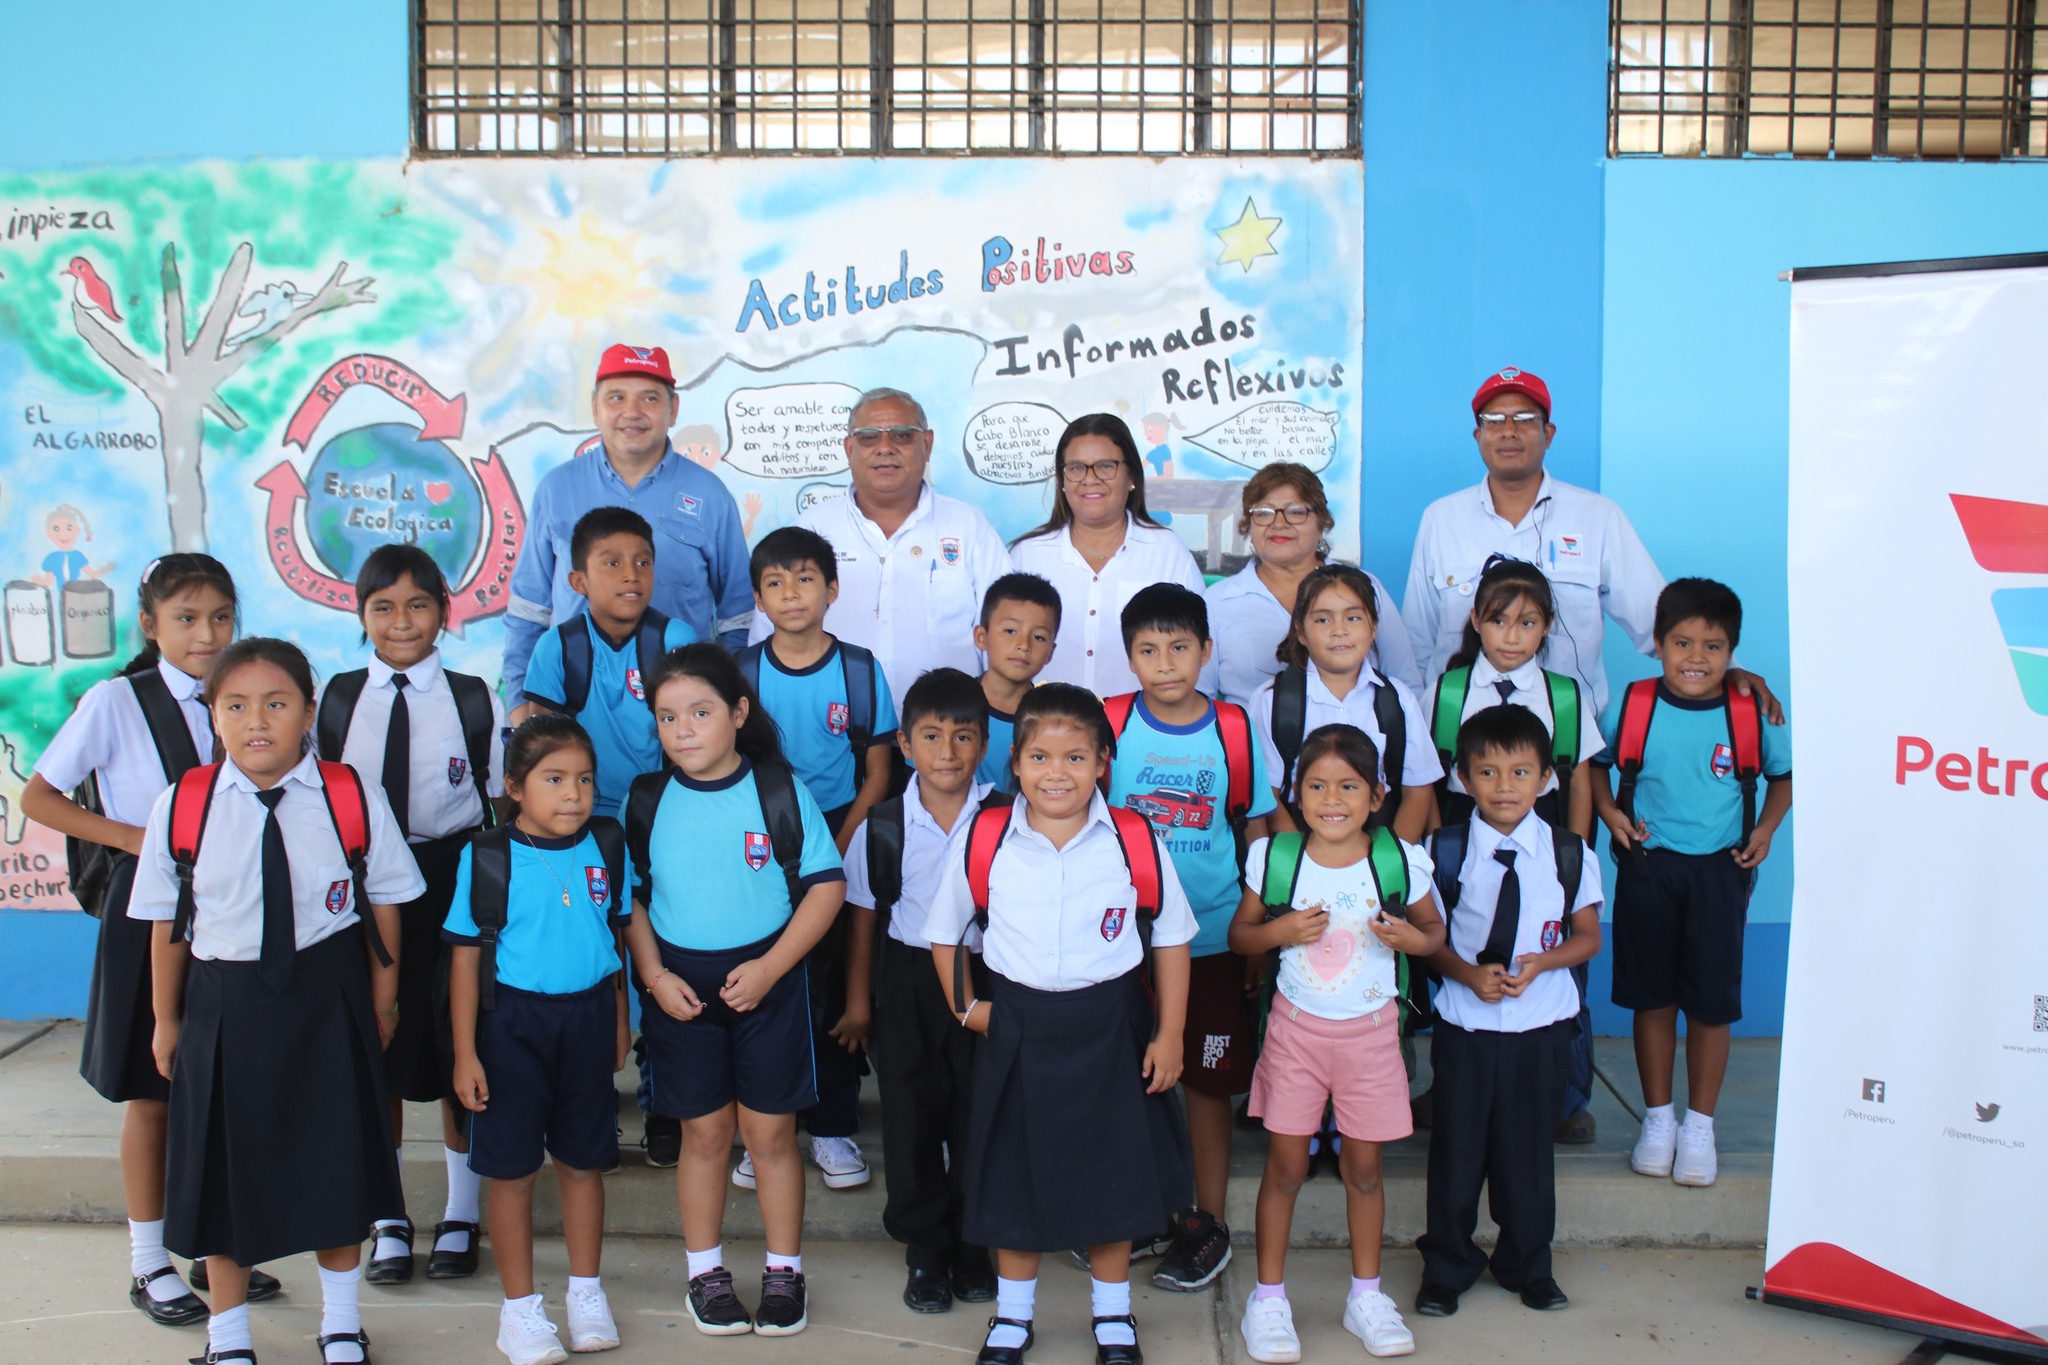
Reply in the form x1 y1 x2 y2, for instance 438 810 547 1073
304 423 482 586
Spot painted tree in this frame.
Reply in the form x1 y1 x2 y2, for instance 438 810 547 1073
71 242 374 550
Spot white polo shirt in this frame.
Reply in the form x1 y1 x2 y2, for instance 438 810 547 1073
1250 665 1443 801
1010 516 1206 699
843 775 993 947
34 661 212 825
129 751 426 962
1436 656 1606 797
925 790 1196 991
748 483 1011 715
1432 811 1603 1034
1205 562 1421 706
321 651 507 842
1401 472 1664 712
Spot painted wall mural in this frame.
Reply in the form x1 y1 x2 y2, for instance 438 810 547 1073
0 157 1364 910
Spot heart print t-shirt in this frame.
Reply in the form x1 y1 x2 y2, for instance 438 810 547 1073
1242 834 1436 1022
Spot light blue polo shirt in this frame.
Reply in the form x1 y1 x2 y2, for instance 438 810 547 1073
1105 694 1275 956
753 640 899 817
638 760 845 951
442 828 628 995
524 610 697 818
1594 683 1792 855
975 704 1018 793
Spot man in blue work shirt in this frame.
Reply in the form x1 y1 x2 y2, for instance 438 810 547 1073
503 343 754 716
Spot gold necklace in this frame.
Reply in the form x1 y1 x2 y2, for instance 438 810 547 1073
513 827 574 907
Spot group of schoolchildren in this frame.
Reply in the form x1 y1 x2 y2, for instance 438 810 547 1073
29 497 1792 1365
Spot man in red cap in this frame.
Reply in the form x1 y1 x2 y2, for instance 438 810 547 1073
503 344 754 719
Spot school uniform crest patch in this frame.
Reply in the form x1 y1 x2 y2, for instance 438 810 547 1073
1100 904 1126 941
745 831 771 869
627 668 645 701
1710 742 1736 778
448 757 468 788
586 866 610 906
325 879 351 914
1540 920 1563 951
940 537 961 564
827 702 851 735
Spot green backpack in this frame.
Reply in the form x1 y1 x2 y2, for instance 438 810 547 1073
1255 828 1425 1031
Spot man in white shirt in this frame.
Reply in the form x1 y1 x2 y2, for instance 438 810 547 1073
751 388 1011 714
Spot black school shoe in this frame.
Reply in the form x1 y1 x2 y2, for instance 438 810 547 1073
975 1316 1035 1365
1554 1107 1597 1144
686 1268 753 1336
1092 1313 1143 1365
1514 1276 1569 1311
1151 1207 1232 1292
187 1262 283 1302
131 1265 209 1327
188 1350 257 1365
315 1328 372 1364
424 1221 480 1280
754 1267 808 1336
642 1114 681 1169
951 1261 998 1304
364 1220 414 1285
904 1267 953 1314
1413 1281 1461 1317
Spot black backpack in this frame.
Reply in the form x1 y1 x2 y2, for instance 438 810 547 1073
1271 663 1406 829
1429 819 1585 941
68 670 202 918
466 817 626 1010
736 640 879 759
316 667 498 829
862 787 1009 998
624 757 806 913
554 611 671 715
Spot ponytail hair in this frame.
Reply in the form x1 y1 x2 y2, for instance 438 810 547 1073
122 553 238 677
644 643 787 768
1448 556 1554 672
1274 562 1380 669
503 713 598 792
1010 682 1115 771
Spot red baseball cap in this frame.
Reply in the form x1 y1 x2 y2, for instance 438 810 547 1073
594 343 676 387
1470 366 1551 418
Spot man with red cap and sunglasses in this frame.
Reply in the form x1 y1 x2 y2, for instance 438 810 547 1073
504 344 754 718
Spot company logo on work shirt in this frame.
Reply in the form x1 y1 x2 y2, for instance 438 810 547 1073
1951 493 2048 715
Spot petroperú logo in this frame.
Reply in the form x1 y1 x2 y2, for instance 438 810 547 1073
1951 494 2048 714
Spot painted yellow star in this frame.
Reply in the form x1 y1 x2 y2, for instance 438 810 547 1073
1215 198 1282 272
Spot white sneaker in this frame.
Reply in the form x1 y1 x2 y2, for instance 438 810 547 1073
565 1284 621 1353
497 1296 569 1365
1673 1121 1718 1187
1342 1290 1416 1358
1631 1110 1677 1178
808 1136 872 1189
1238 1292 1302 1363
731 1151 756 1190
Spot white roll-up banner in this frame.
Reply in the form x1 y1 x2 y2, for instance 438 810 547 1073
1769 254 2048 1355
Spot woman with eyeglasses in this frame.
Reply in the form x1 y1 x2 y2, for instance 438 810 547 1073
1204 464 1417 708
1008 414 1206 699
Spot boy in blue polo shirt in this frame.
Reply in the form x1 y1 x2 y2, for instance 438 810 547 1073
1104 583 1274 1292
971 572 1061 791
1590 577 1791 1191
523 508 696 818
736 525 898 1194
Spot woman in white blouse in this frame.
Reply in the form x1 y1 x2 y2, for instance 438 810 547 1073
1009 414 1206 699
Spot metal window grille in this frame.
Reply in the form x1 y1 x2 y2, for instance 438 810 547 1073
412 0 1360 156
1611 0 2048 158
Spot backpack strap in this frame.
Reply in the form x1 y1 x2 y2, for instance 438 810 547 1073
635 611 669 691
1097 692 1138 795
468 825 513 1012
1429 666 1472 773
589 816 627 916
865 796 906 925
751 757 807 912
167 764 222 946
445 670 499 830
838 641 878 758
129 669 203 779
623 770 669 910
956 798 1018 1012
1213 700 1254 828
1369 670 1406 831
1551 823 1585 939
559 615 596 715
1363 825 1413 1016
1272 665 1309 816
1613 678 1661 829
1429 821 1468 916
1105 805 1163 927
1259 831 1308 918
736 642 764 694
314 670 369 763
317 761 391 968
1724 686 1764 847
1543 670 1581 816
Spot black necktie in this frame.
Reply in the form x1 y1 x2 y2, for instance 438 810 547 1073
256 787 295 990
1494 678 1518 706
1479 846 1520 967
383 673 411 839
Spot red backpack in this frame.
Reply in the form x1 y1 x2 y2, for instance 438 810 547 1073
1099 692 1256 843
1612 679 1764 846
167 761 390 966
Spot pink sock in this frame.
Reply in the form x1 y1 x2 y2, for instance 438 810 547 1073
1351 1276 1380 1299
1254 1282 1287 1301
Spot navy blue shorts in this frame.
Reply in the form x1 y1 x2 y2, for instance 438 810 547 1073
640 930 817 1121
1609 846 1752 1026
468 980 621 1178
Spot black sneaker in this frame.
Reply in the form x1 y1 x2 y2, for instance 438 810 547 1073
754 1267 808 1337
643 1115 681 1169
686 1268 752 1336
1152 1207 1231 1291
1069 1227 1175 1272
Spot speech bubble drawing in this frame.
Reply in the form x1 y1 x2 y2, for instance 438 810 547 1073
723 382 861 479
796 481 849 514
1184 402 1338 473
963 402 1065 485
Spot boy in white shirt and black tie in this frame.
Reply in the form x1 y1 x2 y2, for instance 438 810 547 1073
1415 705 1603 1321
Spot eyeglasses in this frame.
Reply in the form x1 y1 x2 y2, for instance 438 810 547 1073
1476 412 1546 431
1061 458 1127 484
850 425 926 448
1247 503 1315 526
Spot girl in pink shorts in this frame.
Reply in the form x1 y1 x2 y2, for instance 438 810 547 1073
1228 724 1445 1361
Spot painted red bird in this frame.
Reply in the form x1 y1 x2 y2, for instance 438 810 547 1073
62 257 123 322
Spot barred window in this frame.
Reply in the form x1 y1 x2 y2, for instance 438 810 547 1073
1611 0 2048 159
412 0 1361 156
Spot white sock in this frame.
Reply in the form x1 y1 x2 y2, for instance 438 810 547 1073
444 1146 482 1225
505 1291 544 1311
1646 1103 1676 1125
1682 1109 1715 1134
129 1217 174 1280
568 1275 602 1297
318 1264 364 1361
1091 1278 1135 1346
766 1251 802 1274
209 1303 253 1354
989 1276 1036 1349
687 1245 723 1280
